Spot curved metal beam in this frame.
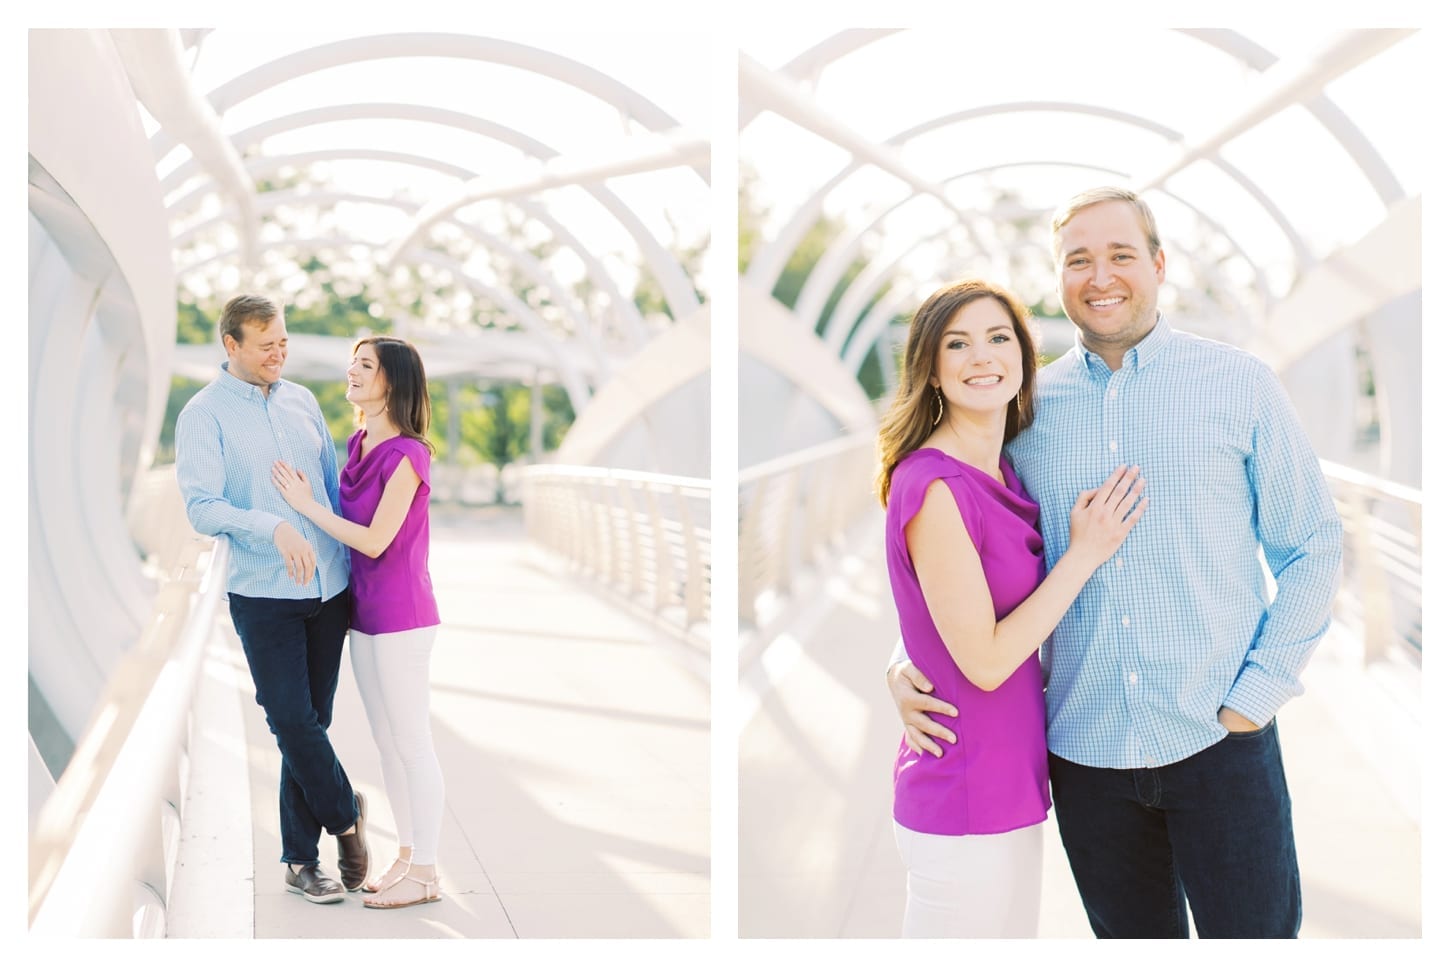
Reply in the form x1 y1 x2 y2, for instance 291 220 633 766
166 92 700 323
151 33 703 179
758 99 1311 319
1134 29 1416 196
384 126 708 270
739 28 902 127
166 149 474 213
744 29 1408 315
161 102 557 195
739 50 985 254
1171 28 1409 206
814 158 1269 359
834 161 1263 372
881 100 1313 271
109 29 260 272
164 102 649 346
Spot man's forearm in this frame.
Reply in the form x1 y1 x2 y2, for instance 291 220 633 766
1224 520 1343 725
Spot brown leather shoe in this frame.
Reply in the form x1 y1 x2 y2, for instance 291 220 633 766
285 864 345 904
336 790 370 892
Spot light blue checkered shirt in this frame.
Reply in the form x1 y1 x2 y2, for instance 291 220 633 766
1005 318 1342 769
175 362 350 601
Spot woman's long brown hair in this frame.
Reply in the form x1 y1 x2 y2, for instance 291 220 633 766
354 336 436 455
874 279 1039 507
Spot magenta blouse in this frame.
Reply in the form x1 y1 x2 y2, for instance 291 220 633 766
885 447 1050 835
339 430 440 635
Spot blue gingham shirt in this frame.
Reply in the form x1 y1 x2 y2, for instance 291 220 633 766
175 362 350 601
1006 318 1342 768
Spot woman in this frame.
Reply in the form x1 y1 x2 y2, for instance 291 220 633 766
875 279 1146 938
273 335 444 910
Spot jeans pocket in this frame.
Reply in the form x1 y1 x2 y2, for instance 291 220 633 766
1223 717 1275 740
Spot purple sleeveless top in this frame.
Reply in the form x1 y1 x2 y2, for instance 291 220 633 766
339 430 440 635
885 448 1050 835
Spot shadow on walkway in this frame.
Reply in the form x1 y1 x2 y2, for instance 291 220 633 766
177 505 709 939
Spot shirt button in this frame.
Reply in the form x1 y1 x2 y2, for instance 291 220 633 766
1128 672 1139 685
1116 558 1124 568
1109 440 1118 451
1110 388 1118 399
1121 616 1131 627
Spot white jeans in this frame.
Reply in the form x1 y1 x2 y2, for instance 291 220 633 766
350 626 445 866
893 820 1044 938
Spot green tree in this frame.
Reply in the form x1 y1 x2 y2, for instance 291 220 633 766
740 163 898 400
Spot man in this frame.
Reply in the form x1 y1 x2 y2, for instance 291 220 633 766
176 294 370 903
888 187 1343 938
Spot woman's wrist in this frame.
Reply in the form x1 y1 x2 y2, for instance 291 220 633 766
1054 545 1098 582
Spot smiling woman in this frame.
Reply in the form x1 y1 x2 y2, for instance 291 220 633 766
874 277 1145 937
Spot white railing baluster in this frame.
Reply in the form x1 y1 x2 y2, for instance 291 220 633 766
522 465 710 647
738 431 879 629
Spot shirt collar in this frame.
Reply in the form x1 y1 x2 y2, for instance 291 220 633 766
1074 312 1173 378
217 361 281 400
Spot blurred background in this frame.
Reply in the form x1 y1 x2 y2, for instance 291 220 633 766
736 26 1423 939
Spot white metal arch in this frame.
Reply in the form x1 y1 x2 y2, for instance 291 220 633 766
833 162 1266 374
1173 28 1409 206
751 102 1286 320
882 101 1314 271
743 28 1410 331
170 33 691 158
162 88 697 326
149 33 707 320
166 149 474 214
163 101 650 346
811 159 1264 361
110 29 260 272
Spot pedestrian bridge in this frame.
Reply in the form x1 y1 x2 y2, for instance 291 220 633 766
29 486 709 939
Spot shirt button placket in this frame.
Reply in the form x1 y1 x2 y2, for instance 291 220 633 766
1104 372 1124 469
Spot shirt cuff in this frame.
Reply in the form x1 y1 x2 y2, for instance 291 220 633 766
1222 666 1299 728
247 510 288 549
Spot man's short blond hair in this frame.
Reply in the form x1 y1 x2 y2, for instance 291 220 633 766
1051 186 1162 261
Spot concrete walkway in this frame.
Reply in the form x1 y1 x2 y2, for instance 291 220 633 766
173 505 709 939
738 513 1421 939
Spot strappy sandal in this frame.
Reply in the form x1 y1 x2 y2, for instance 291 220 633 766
362 857 411 894
362 863 442 909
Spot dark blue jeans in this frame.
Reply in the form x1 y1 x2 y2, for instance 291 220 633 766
1049 720 1301 938
229 590 358 866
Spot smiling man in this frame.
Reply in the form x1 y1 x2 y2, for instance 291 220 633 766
175 294 370 904
888 187 1344 938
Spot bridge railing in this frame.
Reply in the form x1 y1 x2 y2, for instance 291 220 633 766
522 464 710 646
738 431 879 629
29 468 226 937
735 440 1422 672
1321 459 1422 665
